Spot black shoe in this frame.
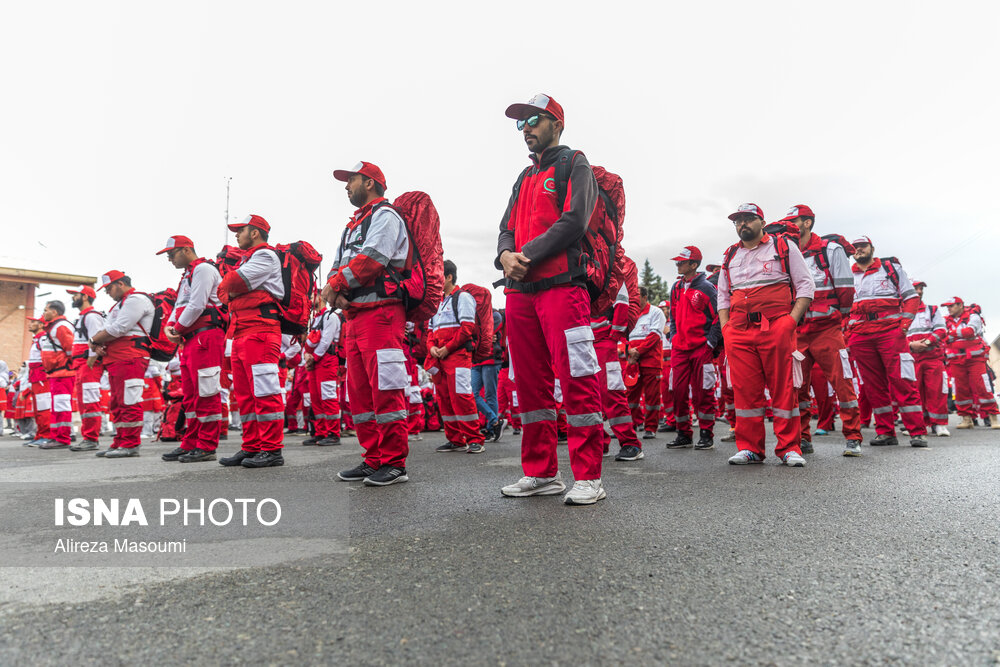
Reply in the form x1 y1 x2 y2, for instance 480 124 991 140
694 433 715 450
302 436 321 446
363 465 409 486
512 428 521 435
179 449 217 463
642 430 656 440
161 447 186 461
338 462 378 481
39 440 70 449
869 433 898 446
219 432 228 441
657 423 677 433
667 434 693 449
909 435 929 448
70 435 77 443
800 439 814 454
70 439 99 452
492 418 507 443
241 450 284 468
615 445 644 461
104 447 140 458
219 450 256 466
436 442 469 453
317 436 341 446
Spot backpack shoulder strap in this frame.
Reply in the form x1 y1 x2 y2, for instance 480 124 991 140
552 148 581 207
722 242 740 287
880 258 900 289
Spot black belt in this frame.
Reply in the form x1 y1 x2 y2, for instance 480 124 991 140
747 312 762 323
183 325 222 339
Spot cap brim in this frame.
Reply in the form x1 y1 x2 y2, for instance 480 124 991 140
155 247 172 255
66 288 80 294
332 169 354 182
504 103 545 120
775 214 798 223
226 223 244 231
670 256 689 262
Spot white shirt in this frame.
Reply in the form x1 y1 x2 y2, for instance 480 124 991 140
629 305 667 343
281 333 302 362
717 235 815 310
307 310 342 358
430 291 476 332
332 205 410 283
171 261 223 328
104 291 155 339
73 310 106 346
237 247 285 300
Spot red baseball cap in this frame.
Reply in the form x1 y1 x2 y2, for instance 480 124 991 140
26 314 44 322
941 297 964 307
777 204 815 223
332 161 387 190
851 235 873 247
66 285 97 299
505 93 565 124
97 270 126 291
728 203 764 221
911 278 926 288
705 264 722 273
228 214 271 234
156 235 195 255
658 300 668 308
671 245 703 262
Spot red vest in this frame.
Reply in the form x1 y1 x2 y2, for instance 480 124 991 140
510 161 573 285
229 245 281 336
104 289 151 363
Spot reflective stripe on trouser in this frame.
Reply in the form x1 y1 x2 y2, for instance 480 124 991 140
626 368 662 432
73 358 103 441
847 328 927 436
671 345 717 436
308 354 342 438
796 325 861 442
106 357 150 449
47 375 75 444
723 314 801 458
949 357 999 417
346 305 409 469
915 356 949 425
506 286 604 481
232 330 284 452
436 361 484 446
497 367 522 428
31 380 51 438
180 328 225 451
595 339 640 449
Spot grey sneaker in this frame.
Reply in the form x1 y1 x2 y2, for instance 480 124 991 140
467 442 485 454
909 435 929 448
782 451 806 467
799 439 814 454
720 429 736 443
501 473 566 497
436 442 469 453
70 439 99 452
563 479 607 505
870 433 898 446
843 440 863 457
103 447 140 458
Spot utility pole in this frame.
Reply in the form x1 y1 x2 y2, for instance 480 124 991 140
224 176 232 246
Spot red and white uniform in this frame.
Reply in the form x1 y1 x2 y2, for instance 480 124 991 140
71 307 105 442
944 308 997 418
170 258 225 451
102 289 155 449
426 290 483 446
907 302 949 426
305 308 342 438
668 272 721 438
718 233 815 459
40 317 76 444
847 258 926 437
627 303 667 432
591 284 640 451
660 333 675 428
218 244 286 452
28 332 51 439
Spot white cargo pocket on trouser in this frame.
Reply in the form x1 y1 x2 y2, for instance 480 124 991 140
553 378 563 403
321 380 338 401
53 394 72 413
198 366 221 398
454 367 473 395
565 326 600 378
303 392 311 408
512 390 519 408
376 348 408 391
702 363 717 391
839 349 853 379
123 378 145 406
251 363 281 397
82 382 101 405
942 373 949 394
984 374 993 393
606 361 625 391
792 350 807 388
899 353 916 382
34 392 52 411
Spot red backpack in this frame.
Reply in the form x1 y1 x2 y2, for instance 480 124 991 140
273 241 323 335
451 284 494 363
621 255 642 331
135 290 179 363
379 192 445 324
216 245 246 278
800 233 856 284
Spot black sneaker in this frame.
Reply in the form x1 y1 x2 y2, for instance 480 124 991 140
219 450 256 466
95 448 113 457
338 462 378 481
642 430 656 440
436 442 469 453
467 442 485 454
667 434 693 449
800 439 814 454
363 465 409 486
694 433 715 450
302 436 321 446
317 436 341 446
909 434 929 448
615 445 644 461
179 449 217 463
161 447 186 462
241 450 284 468
104 447 139 458
219 432 228 441
492 419 507 443
512 428 521 435
657 423 677 433
39 440 70 449
869 433 898 446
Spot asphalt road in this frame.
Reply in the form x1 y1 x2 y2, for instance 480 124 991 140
2 419 999 665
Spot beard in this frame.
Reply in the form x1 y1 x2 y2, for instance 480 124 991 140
738 227 758 242
348 189 367 208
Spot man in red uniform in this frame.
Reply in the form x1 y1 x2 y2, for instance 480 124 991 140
158 235 226 463
217 215 287 467
717 204 814 466
907 280 951 436
325 161 411 486
627 287 667 439
779 205 864 456
25 317 51 446
496 93 607 505
38 301 77 449
594 283 644 460
943 297 999 429
847 237 928 446
66 286 105 451
427 260 486 454
303 293 343 446
666 245 721 450
657 300 677 434
89 271 154 457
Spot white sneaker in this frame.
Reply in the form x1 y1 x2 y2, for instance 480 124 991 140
936 425 950 437
782 451 806 467
501 473 566 498
563 479 607 505
728 450 763 465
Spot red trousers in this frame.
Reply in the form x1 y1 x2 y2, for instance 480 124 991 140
660 351 676 427
73 358 103 442
405 355 424 434
31 381 51 438
48 375 75 445
627 367 662 432
434 358 483 446
670 345 717 437
848 328 927 436
232 330 284 452
718 352 735 423
595 339 640 449
724 314 801 459
180 328 225 451
796 325 861 442
915 356 949 426
810 364 836 431
949 357 999 417
506 286 604 481
345 305 409 469
497 368 521 429
308 354 341 437
285 366 308 429
106 357 150 449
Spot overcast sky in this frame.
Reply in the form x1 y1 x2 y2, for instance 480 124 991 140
1 1 996 340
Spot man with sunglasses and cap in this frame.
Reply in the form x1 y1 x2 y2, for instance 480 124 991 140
942 296 999 429
848 237 928 446
907 280 950 436
157 235 226 463
718 203 814 466
88 271 155 457
496 93 607 505
66 285 105 451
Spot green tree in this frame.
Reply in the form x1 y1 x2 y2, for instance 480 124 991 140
640 258 668 304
